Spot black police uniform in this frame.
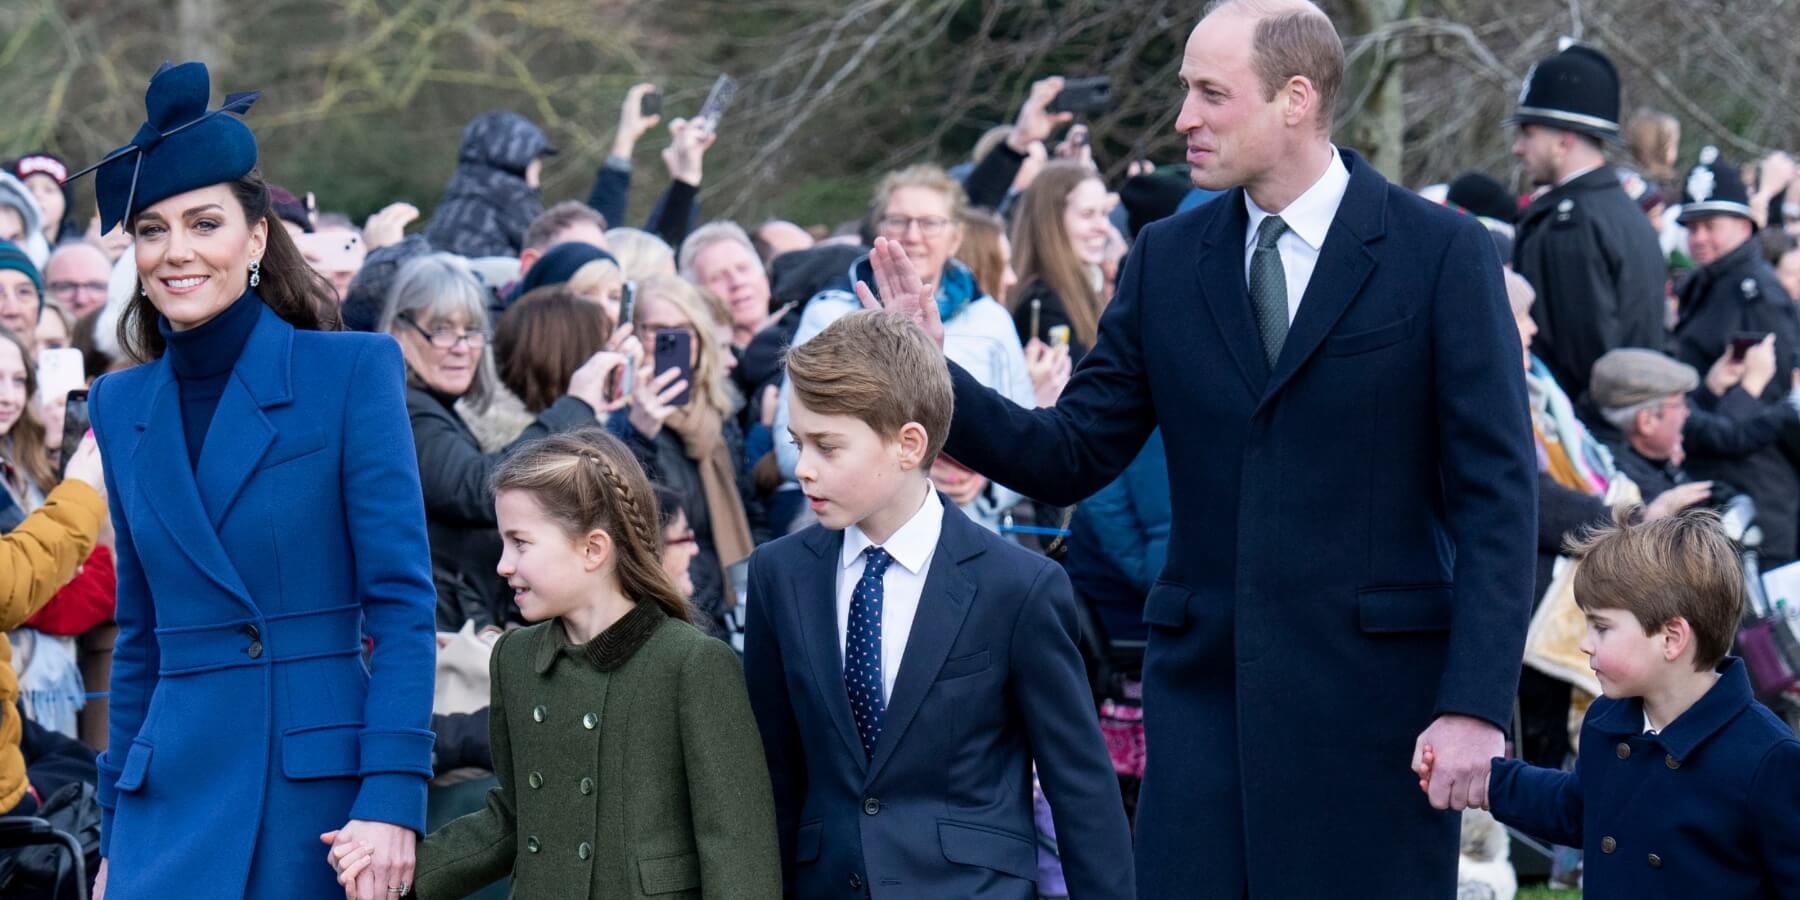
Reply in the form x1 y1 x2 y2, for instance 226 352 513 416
1507 45 1668 398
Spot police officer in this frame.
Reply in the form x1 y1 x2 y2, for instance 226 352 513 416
1509 44 1668 398
1669 147 1800 563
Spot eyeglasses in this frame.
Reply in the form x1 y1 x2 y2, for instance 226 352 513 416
48 280 108 299
877 215 953 238
643 323 696 339
398 314 489 350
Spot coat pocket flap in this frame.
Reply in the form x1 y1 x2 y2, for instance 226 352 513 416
938 820 1037 880
1358 585 1454 633
638 851 701 894
1142 582 1191 629
794 820 823 863
938 649 990 681
282 723 363 780
1325 315 1414 357
114 739 153 793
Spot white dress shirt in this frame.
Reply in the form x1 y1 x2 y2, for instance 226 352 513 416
837 487 944 704
1243 146 1352 324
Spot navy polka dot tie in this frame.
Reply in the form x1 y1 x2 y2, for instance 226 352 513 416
845 546 893 760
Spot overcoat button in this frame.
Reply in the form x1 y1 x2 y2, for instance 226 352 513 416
528 771 543 789
1601 836 1617 853
848 873 863 890
1648 853 1662 868
526 836 540 853
578 842 592 860
1615 742 1631 759
1665 754 1680 769
580 777 594 795
246 641 264 659
532 705 546 723
583 712 598 730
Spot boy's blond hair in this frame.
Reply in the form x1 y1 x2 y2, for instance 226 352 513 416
1566 507 1743 670
784 310 953 464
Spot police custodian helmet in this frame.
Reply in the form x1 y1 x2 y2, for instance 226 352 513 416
1504 43 1622 142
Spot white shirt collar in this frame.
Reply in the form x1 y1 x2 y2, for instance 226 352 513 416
1244 145 1350 253
841 487 943 576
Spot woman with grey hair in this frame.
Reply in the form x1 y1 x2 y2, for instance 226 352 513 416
384 253 629 629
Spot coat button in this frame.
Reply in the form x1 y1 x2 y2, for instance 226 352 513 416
246 640 264 659
532 705 546 723
528 771 543 789
1648 853 1662 868
848 873 863 890
526 836 540 853
583 712 598 730
1665 754 1681 769
1615 742 1631 759
1601 836 1617 853
578 842 592 860
862 798 880 816
580 777 594 795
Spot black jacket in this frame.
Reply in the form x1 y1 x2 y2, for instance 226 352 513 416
406 385 596 629
1515 167 1669 397
1010 279 1093 363
424 112 550 258
1670 236 1800 384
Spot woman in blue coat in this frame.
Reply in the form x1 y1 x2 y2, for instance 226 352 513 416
77 62 437 900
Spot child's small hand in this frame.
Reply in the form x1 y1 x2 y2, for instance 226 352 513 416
1413 744 1436 795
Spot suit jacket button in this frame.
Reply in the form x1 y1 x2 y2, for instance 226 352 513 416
528 771 543 789
863 798 880 816
532 705 546 723
245 640 264 659
1665 754 1680 769
526 836 540 853
1615 742 1630 759
848 873 863 890
578 842 592 860
580 777 594 795
1601 836 1617 853
1648 853 1662 868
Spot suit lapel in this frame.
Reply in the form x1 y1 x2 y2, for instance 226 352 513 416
866 500 981 783
798 527 869 770
1196 189 1268 397
1263 149 1386 402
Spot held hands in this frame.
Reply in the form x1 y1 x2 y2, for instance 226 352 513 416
613 83 663 158
1411 714 1503 811
321 821 416 900
854 237 945 347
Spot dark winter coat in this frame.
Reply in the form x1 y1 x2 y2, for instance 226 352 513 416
425 112 551 259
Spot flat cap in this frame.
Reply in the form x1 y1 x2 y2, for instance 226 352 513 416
1590 348 1698 410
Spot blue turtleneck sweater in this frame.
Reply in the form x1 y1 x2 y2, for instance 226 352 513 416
160 289 262 469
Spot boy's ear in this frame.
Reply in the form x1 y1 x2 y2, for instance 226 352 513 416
895 421 930 470
1660 616 1695 663
582 528 615 574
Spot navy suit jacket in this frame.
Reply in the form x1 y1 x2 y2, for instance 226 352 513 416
941 148 1538 897
743 496 1133 900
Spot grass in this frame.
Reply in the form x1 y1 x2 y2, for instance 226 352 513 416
1517 884 1580 899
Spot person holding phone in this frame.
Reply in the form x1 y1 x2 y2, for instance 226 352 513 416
1007 161 1114 365
76 62 437 900
621 273 752 641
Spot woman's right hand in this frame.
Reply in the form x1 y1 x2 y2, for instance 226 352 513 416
93 859 107 900
567 351 631 414
63 432 106 501
628 363 688 440
1024 338 1071 407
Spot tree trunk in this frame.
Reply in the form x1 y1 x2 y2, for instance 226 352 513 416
1339 0 1418 182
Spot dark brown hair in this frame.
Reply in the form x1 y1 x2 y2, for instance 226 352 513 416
524 201 608 253
491 428 690 623
784 309 953 465
1567 507 1743 670
1008 162 1106 348
955 208 1010 303
0 325 56 494
494 285 614 413
121 168 341 362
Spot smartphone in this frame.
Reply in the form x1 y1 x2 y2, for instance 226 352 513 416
654 330 695 407
36 347 85 408
697 74 738 134
1029 298 1042 342
617 280 638 331
640 90 663 118
295 232 365 273
1730 331 1769 361
59 389 89 480
1048 325 1071 349
1048 76 1111 116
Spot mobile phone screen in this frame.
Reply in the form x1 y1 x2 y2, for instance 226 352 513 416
60 390 89 480
698 74 738 133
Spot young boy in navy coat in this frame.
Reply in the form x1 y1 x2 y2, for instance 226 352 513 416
1424 509 1800 897
743 310 1133 900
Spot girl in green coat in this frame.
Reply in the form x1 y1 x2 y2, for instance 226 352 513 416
333 428 780 899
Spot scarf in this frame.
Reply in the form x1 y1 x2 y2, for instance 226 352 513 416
664 403 754 602
1525 356 1617 495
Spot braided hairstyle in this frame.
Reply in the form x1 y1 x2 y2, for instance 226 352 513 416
491 427 691 623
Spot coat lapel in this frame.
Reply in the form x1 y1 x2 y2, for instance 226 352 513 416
194 307 293 527
866 500 981 783
1263 149 1385 402
798 527 869 770
1196 189 1268 397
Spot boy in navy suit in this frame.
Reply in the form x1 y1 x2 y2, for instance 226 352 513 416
1422 509 1800 896
743 310 1133 899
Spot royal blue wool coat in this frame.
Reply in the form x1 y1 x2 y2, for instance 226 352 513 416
1490 658 1800 898
88 305 438 899
942 148 1538 897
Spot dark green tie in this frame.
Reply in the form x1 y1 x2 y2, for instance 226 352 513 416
1249 215 1289 366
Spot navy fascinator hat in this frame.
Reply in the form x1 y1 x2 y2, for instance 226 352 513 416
73 61 261 234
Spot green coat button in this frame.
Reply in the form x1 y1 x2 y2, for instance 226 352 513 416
527 835 540 853
583 712 598 730
580 777 594 795
578 841 593 860
533 705 546 723
528 771 543 789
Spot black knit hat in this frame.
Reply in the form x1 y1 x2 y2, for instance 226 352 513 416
1505 44 1622 141
1446 172 1517 224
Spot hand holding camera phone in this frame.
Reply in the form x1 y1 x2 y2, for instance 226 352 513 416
697 74 738 136
1730 331 1770 362
654 329 695 407
1048 76 1111 116
59 389 90 481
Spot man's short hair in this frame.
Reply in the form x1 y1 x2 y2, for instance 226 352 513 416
1206 0 1344 134
1567 508 1743 670
784 310 953 465
678 221 761 281
524 201 607 253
